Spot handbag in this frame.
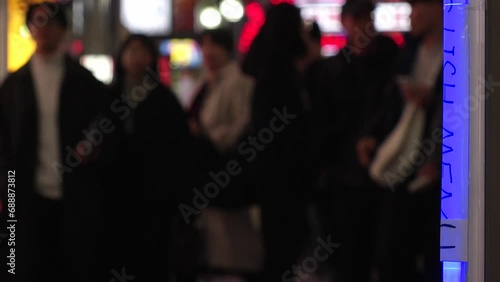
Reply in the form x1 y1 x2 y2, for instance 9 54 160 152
369 102 425 189
168 213 203 274
196 205 264 273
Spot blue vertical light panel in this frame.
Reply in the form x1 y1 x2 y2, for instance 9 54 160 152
442 0 469 282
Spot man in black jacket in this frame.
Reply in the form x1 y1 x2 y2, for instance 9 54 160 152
0 3 106 282
319 0 400 281
357 0 443 281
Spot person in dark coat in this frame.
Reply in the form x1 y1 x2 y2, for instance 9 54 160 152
100 34 193 281
304 21 329 183
357 0 443 281
242 4 312 281
0 3 106 282
318 0 400 281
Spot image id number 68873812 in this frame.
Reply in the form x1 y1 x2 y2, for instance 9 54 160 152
7 170 16 219
7 170 16 275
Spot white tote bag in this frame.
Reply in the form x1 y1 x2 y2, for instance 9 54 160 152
196 206 264 272
369 102 426 190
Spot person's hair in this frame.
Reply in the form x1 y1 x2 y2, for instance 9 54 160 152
26 2 68 29
198 29 235 54
308 22 322 44
242 3 307 79
341 0 375 20
112 34 159 87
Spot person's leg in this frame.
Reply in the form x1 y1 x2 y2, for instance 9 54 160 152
63 183 104 282
415 188 442 282
333 186 377 282
261 201 308 281
372 190 393 282
378 189 415 282
33 194 64 282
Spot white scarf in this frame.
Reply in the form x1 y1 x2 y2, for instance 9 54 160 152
369 102 426 190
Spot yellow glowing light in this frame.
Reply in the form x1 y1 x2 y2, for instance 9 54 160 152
7 0 58 72
169 39 195 67
8 0 36 72
19 24 32 39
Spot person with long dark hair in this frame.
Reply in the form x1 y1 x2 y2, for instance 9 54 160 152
100 34 193 281
242 4 314 281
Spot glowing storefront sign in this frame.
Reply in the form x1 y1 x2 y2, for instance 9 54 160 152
159 39 202 68
374 2 411 32
299 3 343 34
80 55 114 84
120 0 172 35
7 0 61 72
7 0 36 72
238 2 265 53
297 1 411 34
441 0 470 281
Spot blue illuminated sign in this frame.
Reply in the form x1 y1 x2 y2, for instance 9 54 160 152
442 0 470 281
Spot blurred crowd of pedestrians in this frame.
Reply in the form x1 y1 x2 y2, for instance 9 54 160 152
0 0 443 281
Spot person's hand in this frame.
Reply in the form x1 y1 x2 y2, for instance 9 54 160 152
75 141 101 165
189 119 202 137
357 136 378 167
400 84 433 108
418 161 439 183
409 161 439 193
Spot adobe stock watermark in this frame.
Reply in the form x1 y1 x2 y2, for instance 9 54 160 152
282 235 341 282
51 67 163 182
178 106 297 224
109 268 135 282
382 128 442 190
383 74 500 190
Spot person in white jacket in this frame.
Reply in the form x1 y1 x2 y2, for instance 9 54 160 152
188 29 254 154
187 29 262 280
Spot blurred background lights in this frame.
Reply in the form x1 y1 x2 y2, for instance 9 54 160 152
80 55 114 84
19 25 31 39
219 0 244 22
200 7 222 29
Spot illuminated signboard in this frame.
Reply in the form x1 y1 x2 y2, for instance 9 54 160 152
120 0 172 35
441 0 470 281
297 1 411 34
8 0 36 72
80 55 114 84
238 2 265 53
299 3 343 34
294 0 345 6
159 39 202 68
374 2 411 32
7 0 63 72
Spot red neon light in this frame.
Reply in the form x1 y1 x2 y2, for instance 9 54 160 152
390 33 405 47
270 0 294 5
72 40 84 55
238 2 265 53
320 33 404 50
158 57 171 86
321 36 347 49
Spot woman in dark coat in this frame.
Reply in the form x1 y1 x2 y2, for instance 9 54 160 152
101 34 193 281
242 4 312 281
